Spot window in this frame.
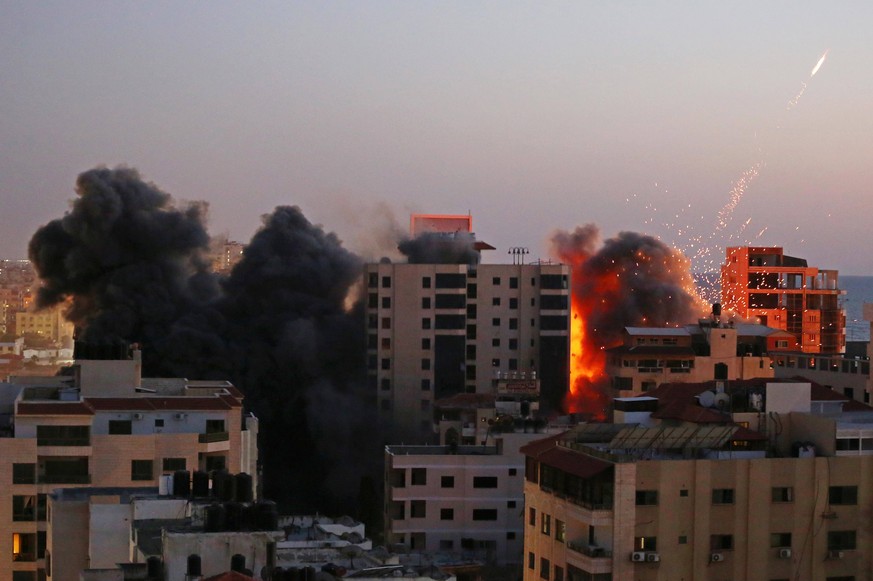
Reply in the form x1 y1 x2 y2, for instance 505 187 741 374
162 458 186 472
829 486 858 505
36 425 90 446
421 379 431 391
410 500 426 518
422 297 431 309
131 460 153 481
381 317 391 329
827 530 856 550
422 318 431 330
381 337 390 350
710 534 733 550
540 557 550 580
205 455 226 472
555 520 565 542
13 463 36 484
411 468 426 485
509 338 518 350
509 298 518 309
679 489 689 497
421 358 431 370
381 358 390 370
510 277 518 289
678 535 687 544
12 495 45 522
381 276 391 288
367 334 377 349
528 552 535 570
528 507 536 526
509 468 517 476
472 509 498 521
440 508 454 520
421 338 431 350
772 486 793 502
554 566 563 581
154 419 164 428
492 297 501 306
435 273 466 288
541 513 551 535
507 532 516 540
493 277 501 285
108 420 132 435
770 533 791 548
12 532 37 562
507 500 517 508
422 277 431 289
382 296 391 309
712 489 734 504
634 536 657 551
473 476 498 488
635 490 658 505
492 338 500 347
439 540 453 550
492 317 500 326
381 378 391 391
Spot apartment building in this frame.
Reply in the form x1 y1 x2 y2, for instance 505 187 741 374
1 343 258 581
522 379 873 581
605 321 798 397
364 261 570 437
15 307 74 345
721 246 846 354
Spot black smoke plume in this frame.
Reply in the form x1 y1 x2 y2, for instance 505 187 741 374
398 231 480 264
28 167 375 514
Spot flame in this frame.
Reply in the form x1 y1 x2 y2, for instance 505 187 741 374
567 292 611 421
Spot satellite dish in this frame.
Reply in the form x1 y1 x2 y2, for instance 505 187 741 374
699 391 716 408
714 393 731 409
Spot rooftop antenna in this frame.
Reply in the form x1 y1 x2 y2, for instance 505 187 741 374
508 247 529 265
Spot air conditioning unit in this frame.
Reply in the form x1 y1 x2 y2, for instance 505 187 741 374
827 550 844 560
631 552 646 562
778 548 792 559
710 553 724 563
132 413 144 420
646 552 660 562
174 413 187 420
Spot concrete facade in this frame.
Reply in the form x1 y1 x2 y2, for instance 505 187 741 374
364 262 570 437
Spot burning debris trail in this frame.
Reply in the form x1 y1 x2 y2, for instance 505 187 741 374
28 167 376 514
551 225 707 419
787 49 830 111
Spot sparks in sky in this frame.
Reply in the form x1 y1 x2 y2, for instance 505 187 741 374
788 49 831 111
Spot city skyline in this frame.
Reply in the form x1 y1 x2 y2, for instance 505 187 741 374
2 2 872 272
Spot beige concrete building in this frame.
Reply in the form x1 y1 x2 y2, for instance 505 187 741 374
364 261 570 437
15 307 74 344
1 344 258 581
606 322 797 397
522 379 873 581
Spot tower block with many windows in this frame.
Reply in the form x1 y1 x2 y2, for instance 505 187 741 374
721 246 845 354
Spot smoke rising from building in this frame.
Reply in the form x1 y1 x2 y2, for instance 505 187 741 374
398 232 480 264
551 225 707 418
28 167 375 513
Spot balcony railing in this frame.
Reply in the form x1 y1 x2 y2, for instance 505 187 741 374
37 437 90 446
40 473 91 484
199 431 229 443
568 540 613 558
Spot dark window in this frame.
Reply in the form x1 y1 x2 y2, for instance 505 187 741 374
509 298 518 309
420 399 430 411
381 358 390 370
492 277 501 285
422 338 431 349
422 277 431 289
554 566 563 581
473 476 498 488
204 455 226 472
712 489 734 504
466 324 476 340
36 425 90 446
507 532 516 540
382 296 391 308
827 530 856 550
440 508 454 520
529 507 536 526
131 460 153 481
422 318 431 329
540 316 568 330
466 345 477 360
381 317 391 329
108 420 132 435
539 557 550 580
410 500 426 518
509 318 518 330
381 276 391 288
465 364 476 380
509 338 518 350
492 317 500 326
635 490 658 505
492 297 501 306
710 534 733 550
507 500 517 508
509 468 517 476
411 468 426 485
162 458 186 471
492 338 500 347
421 379 431 391
472 509 498 521
435 273 466 289
435 315 465 329
436 294 466 309
772 487 793 502
770 533 792 548
540 274 568 289
368 293 378 308
635 536 657 551
492 358 500 367
829 486 858 505
467 283 477 299
441 475 454 488
380 378 391 391
422 297 431 309
509 358 518 370
367 314 377 329
540 295 569 310
528 552 535 570
439 540 453 550
367 334 377 349
467 304 477 318
510 277 518 289
154 419 164 428
381 337 390 349
679 489 689 497
205 420 225 433
368 272 378 288
541 513 551 535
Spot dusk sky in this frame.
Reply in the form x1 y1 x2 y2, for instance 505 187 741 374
3 2 872 273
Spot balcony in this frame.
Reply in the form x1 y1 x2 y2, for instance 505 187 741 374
566 540 613 575
198 431 229 443
37 436 90 446
40 473 91 484
568 540 612 559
